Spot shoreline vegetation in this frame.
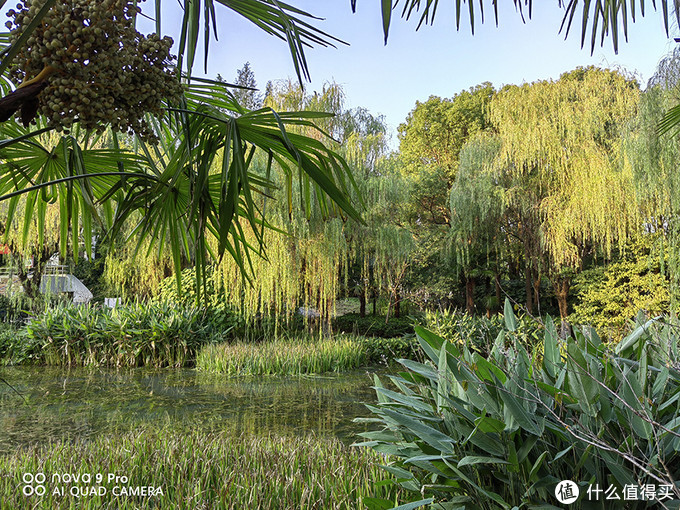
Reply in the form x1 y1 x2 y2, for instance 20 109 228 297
0 301 423 375
0 299 548 375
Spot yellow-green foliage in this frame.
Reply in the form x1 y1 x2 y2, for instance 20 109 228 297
0 429 403 509
103 213 174 299
490 67 640 269
570 236 675 339
212 216 348 327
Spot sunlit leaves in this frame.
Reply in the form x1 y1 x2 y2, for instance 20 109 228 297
489 67 640 270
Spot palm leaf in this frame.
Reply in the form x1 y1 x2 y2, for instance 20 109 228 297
375 1 674 54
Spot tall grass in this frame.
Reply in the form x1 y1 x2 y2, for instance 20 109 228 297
0 429 403 509
197 335 369 375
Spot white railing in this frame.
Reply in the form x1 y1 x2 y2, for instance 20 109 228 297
0 265 68 278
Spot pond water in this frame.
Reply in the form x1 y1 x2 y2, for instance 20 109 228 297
0 366 386 453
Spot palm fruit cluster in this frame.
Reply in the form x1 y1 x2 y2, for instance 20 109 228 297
5 0 183 140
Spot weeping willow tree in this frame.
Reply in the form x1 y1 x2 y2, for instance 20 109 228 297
489 67 640 326
625 47 680 297
448 133 503 314
102 215 175 300
188 81 355 331
195 80 402 330
350 168 415 319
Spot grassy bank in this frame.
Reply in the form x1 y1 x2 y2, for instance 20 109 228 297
0 429 403 509
196 334 419 375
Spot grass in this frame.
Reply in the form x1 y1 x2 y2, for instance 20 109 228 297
196 333 422 375
196 335 369 375
0 429 403 509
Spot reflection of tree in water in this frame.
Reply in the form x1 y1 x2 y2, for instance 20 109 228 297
0 367 387 453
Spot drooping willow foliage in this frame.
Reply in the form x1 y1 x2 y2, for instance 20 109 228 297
137 80 396 330
625 47 680 294
103 229 173 300
208 81 411 327
448 133 503 269
489 67 641 272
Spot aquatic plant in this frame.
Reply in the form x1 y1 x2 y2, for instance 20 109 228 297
196 334 420 375
21 302 215 367
196 335 368 375
358 300 680 508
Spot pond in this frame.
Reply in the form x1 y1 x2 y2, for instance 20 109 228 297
0 366 386 453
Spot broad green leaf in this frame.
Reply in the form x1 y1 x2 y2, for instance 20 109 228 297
543 315 560 378
566 342 598 416
381 408 455 453
389 499 435 510
616 316 661 354
503 298 516 332
457 456 510 468
499 389 543 436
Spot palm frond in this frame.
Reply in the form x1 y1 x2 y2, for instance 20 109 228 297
376 1 675 54
173 0 347 81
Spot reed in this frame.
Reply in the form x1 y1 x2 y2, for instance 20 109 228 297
0 429 403 509
196 334 369 375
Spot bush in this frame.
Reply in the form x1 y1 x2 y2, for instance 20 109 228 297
360 335 422 365
418 307 543 354
358 300 680 509
333 313 415 338
21 302 217 367
155 267 247 336
0 323 27 362
570 242 674 339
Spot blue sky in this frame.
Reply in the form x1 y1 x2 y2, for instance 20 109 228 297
152 2 677 148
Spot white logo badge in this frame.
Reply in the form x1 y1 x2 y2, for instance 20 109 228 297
555 480 580 504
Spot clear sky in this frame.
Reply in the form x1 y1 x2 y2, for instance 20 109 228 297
146 2 679 148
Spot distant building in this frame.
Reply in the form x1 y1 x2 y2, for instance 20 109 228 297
0 260 93 304
40 274 93 304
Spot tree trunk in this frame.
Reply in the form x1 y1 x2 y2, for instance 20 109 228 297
552 276 571 337
394 289 401 318
359 286 366 318
465 276 476 314
532 270 541 315
495 272 502 309
372 289 377 316
524 263 534 315
15 247 54 300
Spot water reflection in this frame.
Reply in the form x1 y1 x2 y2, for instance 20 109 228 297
0 366 385 453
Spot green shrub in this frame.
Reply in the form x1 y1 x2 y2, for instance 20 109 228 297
570 243 674 339
333 313 415 338
418 307 543 354
358 300 680 509
360 335 422 365
22 302 216 367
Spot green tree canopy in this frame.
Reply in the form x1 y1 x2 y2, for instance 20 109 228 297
489 66 640 321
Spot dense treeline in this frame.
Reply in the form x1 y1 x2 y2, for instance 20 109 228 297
5 53 680 340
